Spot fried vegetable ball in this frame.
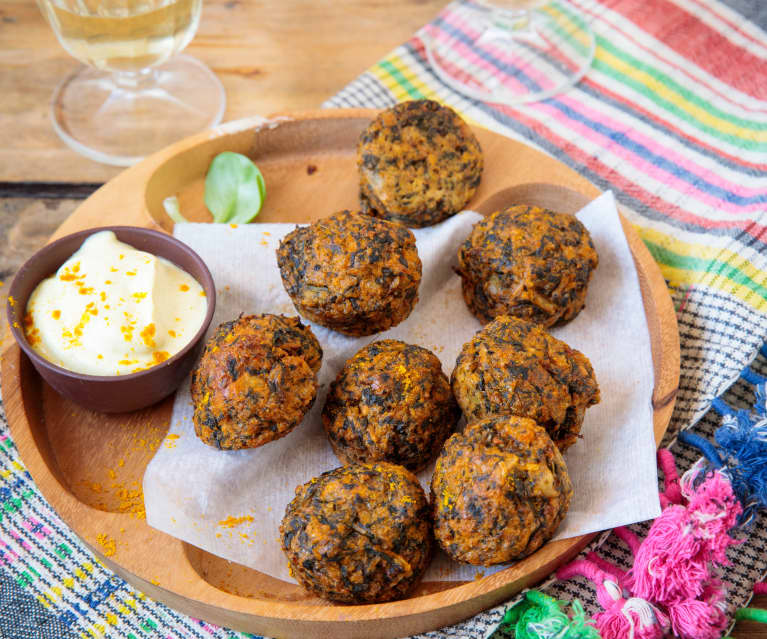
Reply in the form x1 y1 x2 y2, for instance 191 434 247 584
280 462 432 603
452 315 599 451
456 205 598 327
191 314 322 450
431 415 572 565
276 210 422 336
322 340 459 472
357 100 483 228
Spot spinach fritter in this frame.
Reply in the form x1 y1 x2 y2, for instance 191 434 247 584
431 415 572 566
357 100 483 228
191 314 322 450
451 315 599 451
280 462 432 603
322 340 459 472
276 210 422 336
457 205 598 327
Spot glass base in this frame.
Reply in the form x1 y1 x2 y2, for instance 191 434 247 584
423 1 595 105
51 55 226 166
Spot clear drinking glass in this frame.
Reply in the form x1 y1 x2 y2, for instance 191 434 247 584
37 0 226 166
423 0 595 105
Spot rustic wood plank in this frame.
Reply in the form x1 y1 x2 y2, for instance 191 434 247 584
0 182 101 198
0 197 79 282
0 0 447 182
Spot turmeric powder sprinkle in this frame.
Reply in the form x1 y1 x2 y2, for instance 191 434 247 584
95 533 117 557
218 515 254 529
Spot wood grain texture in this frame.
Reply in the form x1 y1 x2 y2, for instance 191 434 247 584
0 198 76 279
0 0 448 183
734 595 767 639
1 111 680 638
0 197 79 346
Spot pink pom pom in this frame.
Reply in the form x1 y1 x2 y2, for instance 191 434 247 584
558 559 670 639
594 599 667 639
667 598 728 639
682 469 743 563
594 593 669 639
754 582 767 595
561 453 741 639
629 505 709 602
630 471 742 605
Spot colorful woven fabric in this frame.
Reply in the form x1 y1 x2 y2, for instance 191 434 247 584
1 0 766 637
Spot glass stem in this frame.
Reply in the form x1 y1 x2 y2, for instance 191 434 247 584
476 7 537 46
489 8 533 33
111 68 154 91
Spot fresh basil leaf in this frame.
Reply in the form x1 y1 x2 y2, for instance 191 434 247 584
204 151 266 224
162 195 187 223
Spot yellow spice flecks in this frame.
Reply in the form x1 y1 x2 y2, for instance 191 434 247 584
95 533 116 557
24 231 207 376
218 515 254 529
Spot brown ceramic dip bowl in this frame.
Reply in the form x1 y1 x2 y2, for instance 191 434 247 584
6 226 216 413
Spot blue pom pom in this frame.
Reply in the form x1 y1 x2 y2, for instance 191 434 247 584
714 402 767 525
706 379 767 525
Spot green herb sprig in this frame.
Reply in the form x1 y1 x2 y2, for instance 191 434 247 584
163 151 266 224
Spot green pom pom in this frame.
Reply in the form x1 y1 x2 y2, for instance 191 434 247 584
735 607 767 624
498 590 601 639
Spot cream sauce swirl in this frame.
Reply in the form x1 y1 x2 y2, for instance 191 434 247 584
25 231 207 376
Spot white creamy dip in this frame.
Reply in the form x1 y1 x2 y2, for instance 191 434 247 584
24 231 207 376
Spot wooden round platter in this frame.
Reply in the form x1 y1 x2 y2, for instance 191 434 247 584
1 109 680 639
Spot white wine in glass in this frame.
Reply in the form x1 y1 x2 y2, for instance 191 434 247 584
37 0 226 166
423 0 595 105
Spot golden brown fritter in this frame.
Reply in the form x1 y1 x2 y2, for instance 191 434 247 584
276 210 422 336
431 415 572 566
191 314 322 450
280 462 432 604
322 340 459 472
357 100 483 228
451 315 599 451
456 205 598 327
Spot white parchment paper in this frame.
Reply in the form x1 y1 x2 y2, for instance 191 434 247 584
143 191 660 582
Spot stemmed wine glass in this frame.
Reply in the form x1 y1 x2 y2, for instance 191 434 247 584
423 0 595 105
37 0 226 166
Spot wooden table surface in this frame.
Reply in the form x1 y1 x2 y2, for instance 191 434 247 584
0 1 765 637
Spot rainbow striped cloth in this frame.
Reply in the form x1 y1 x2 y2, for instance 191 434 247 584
0 0 766 637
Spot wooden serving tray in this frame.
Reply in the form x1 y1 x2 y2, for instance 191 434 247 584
1 109 680 639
